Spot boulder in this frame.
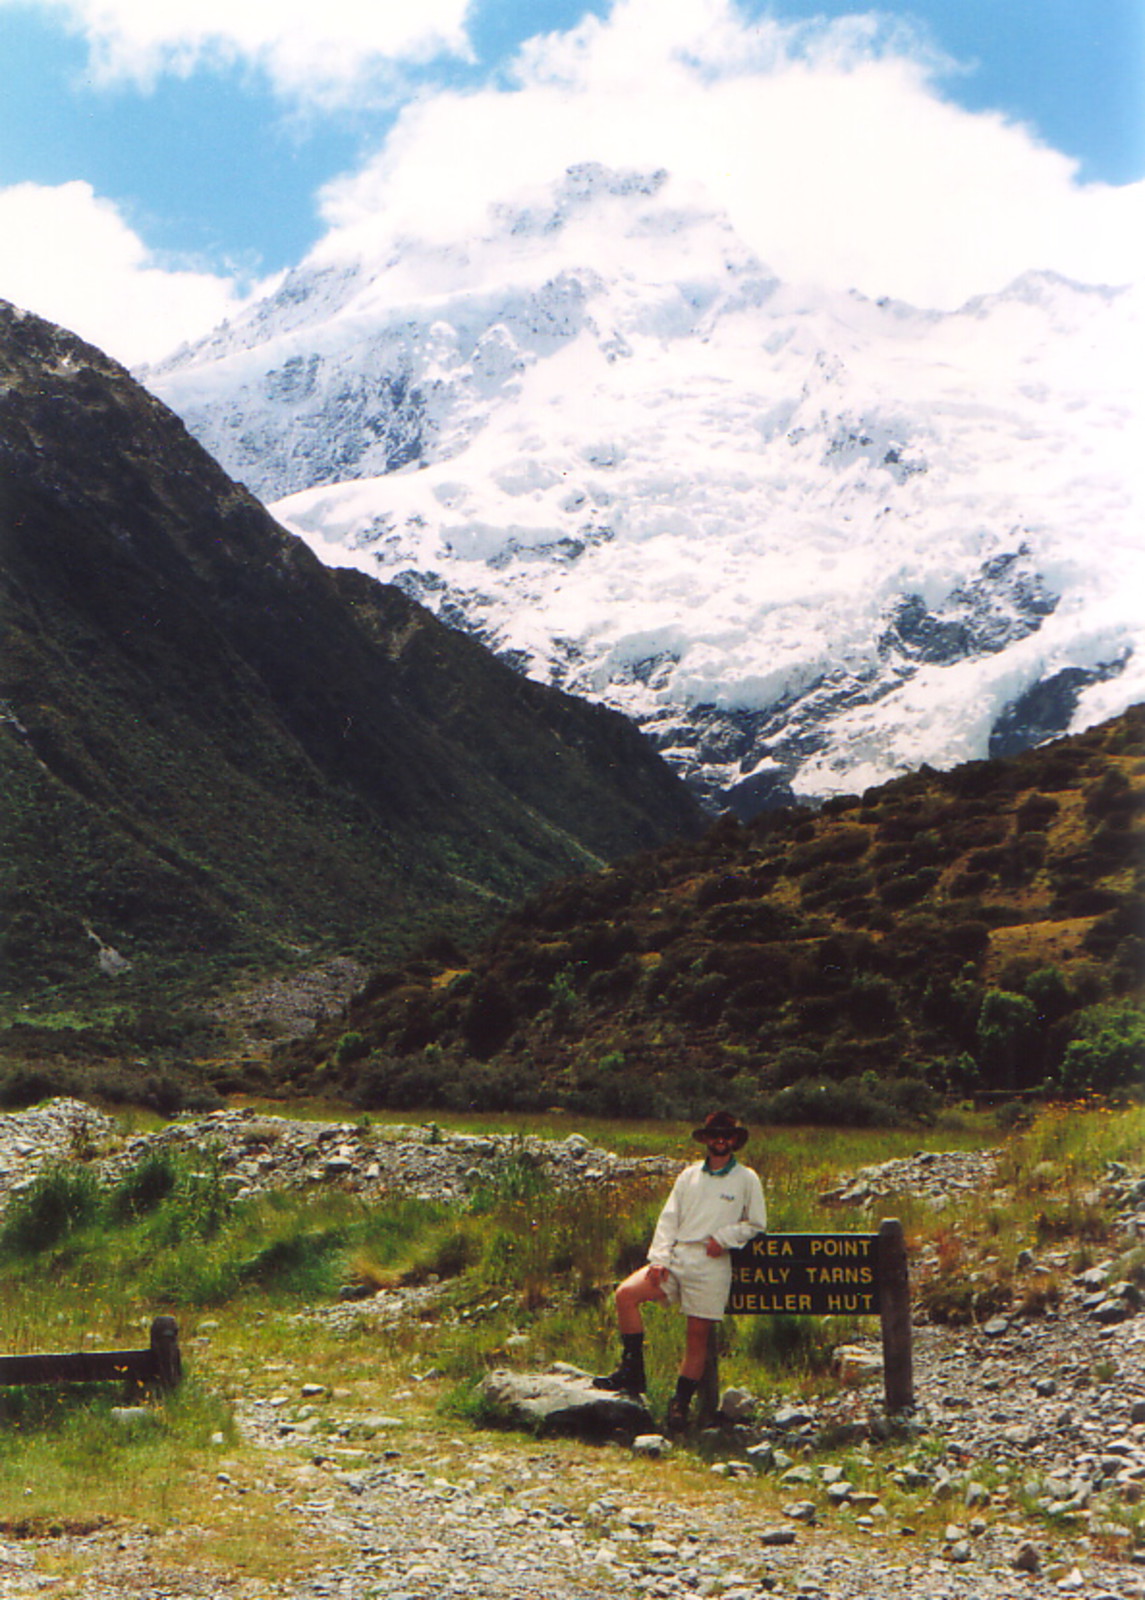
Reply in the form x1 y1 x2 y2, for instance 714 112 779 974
479 1369 654 1440
832 1344 884 1384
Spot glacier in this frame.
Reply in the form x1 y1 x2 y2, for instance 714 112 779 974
144 163 1142 811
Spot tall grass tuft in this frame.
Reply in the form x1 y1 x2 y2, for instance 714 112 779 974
0 1164 101 1254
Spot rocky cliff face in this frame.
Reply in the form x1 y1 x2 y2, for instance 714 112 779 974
0 300 702 1000
145 164 1142 811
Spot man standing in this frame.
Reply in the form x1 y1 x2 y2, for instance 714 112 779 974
594 1110 766 1431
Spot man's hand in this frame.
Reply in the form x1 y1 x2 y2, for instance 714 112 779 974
705 1237 724 1258
646 1264 669 1287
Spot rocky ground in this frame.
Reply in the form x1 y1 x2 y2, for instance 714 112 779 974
0 1103 1142 1600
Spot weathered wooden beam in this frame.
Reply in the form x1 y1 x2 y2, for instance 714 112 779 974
0 1317 181 1391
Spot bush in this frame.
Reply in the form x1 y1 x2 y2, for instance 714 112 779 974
878 868 940 907
1016 794 1060 833
761 1074 936 1127
1023 967 1074 1026
846 972 899 1032
0 1065 77 1107
334 1030 368 1067
0 1164 101 1253
1057 1005 1145 1096
462 978 516 1059
745 1313 848 1374
238 1229 347 1298
787 825 871 874
109 1148 179 1220
976 990 1039 1089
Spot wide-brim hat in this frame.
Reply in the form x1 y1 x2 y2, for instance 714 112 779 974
691 1110 749 1149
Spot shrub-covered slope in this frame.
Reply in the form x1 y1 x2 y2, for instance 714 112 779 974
282 708 1144 1119
0 303 703 1008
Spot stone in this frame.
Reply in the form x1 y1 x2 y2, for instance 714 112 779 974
832 1344 884 1384
779 1466 815 1487
719 1387 757 1423
781 1501 817 1523
1012 1540 1041 1573
758 1528 798 1547
478 1369 653 1440
632 1434 671 1458
774 1404 814 1430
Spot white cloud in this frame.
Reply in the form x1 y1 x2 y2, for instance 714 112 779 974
25 0 471 99
311 0 1142 309
5 1 1138 364
0 181 256 364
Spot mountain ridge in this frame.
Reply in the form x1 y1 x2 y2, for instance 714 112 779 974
143 163 1142 811
0 300 702 1016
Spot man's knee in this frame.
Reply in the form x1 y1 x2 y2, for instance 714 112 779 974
616 1268 658 1312
615 1275 641 1313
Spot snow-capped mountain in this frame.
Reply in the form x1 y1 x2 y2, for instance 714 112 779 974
146 163 1142 811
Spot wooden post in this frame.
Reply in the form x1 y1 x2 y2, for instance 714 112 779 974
877 1218 913 1411
697 1324 721 1426
149 1316 182 1390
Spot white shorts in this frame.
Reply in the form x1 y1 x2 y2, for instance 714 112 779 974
660 1243 732 1321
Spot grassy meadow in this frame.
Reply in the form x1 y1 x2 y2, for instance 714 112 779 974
0 1100 1142 1585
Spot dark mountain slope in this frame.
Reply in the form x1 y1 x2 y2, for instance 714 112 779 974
283 708 1143 1119
0 302 702 1008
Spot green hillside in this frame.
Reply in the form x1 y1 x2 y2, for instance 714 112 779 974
282 708 1143 1121
0 302 702 1044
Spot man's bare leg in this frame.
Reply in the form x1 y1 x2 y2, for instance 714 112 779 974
593 1266 668 1393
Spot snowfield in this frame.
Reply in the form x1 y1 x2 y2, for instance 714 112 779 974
145 164 1143 809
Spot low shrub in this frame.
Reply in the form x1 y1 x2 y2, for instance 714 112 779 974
238 1229 347 1298
0 1163 101 1253
0 1065 76 1108
761 1073 936 1127
745 1312 856 1376
918 1271 1011 1326
1057 1004 1145 1096
109 1148 178 1220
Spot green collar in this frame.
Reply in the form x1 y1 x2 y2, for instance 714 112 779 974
702 1154 737 1177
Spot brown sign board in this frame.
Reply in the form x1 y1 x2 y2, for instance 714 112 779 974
729 1232 882 1316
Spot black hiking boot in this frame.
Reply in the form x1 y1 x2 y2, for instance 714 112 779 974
664 1394 690 1434
592 1340 646 1395
592 1356 646 1395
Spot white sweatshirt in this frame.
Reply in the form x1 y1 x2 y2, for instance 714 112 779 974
647 1157 767 1267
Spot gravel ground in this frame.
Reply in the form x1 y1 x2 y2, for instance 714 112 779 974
1 1108 1142 1599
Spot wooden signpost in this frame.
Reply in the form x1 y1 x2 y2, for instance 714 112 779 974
718 1218 913 1415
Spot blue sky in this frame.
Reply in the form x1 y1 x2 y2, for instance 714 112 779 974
0 0 1140 362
